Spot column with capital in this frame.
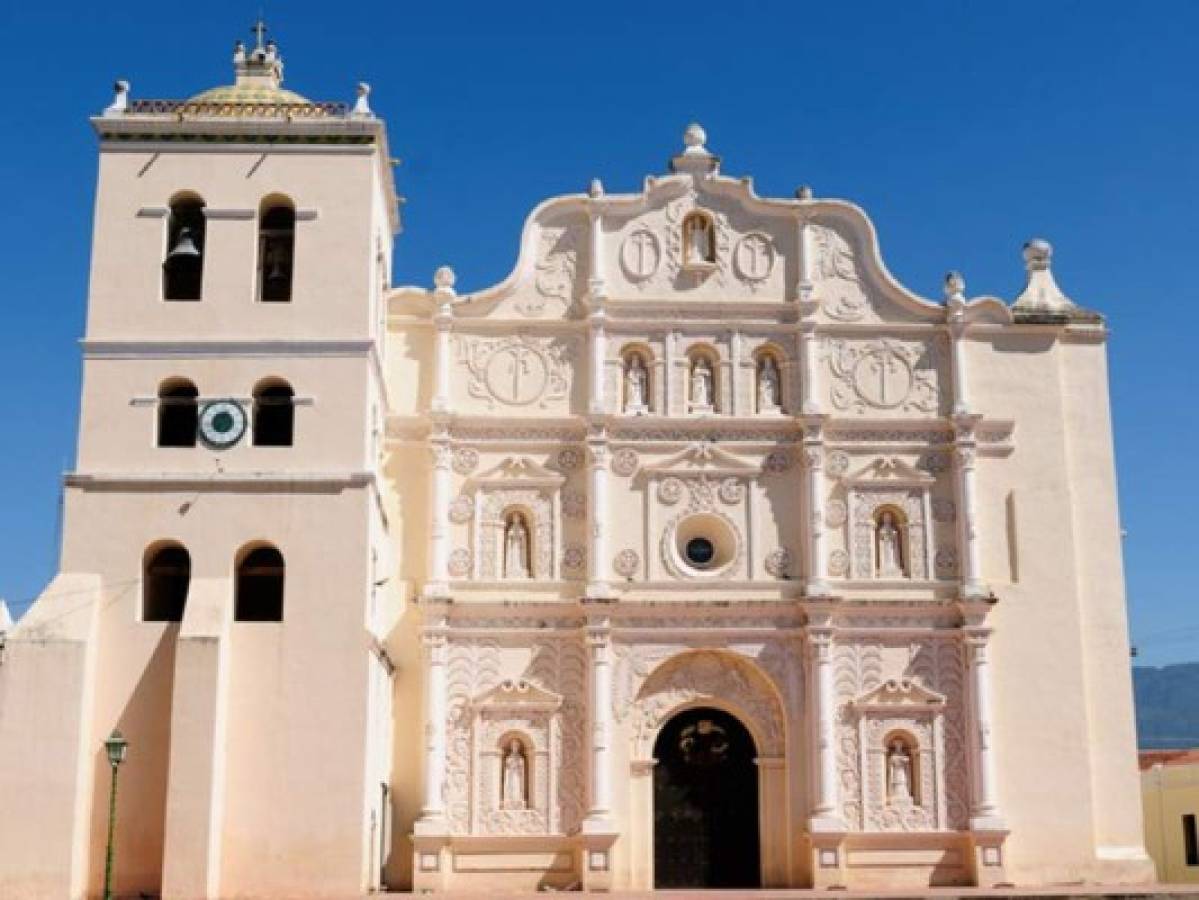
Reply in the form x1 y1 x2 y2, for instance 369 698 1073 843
802 429 832 598
586 438 612 599
805 609 847 887
960 606 1008 885
412 609 450 887
952 418 986 599
424 436 452 599
580 614 617 889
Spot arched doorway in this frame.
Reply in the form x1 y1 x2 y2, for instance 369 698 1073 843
653 707 761 888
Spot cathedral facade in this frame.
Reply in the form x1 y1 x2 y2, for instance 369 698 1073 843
0 32 1155 898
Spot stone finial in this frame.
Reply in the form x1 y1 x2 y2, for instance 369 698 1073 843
433 266 457 295
1023 238 1053 271
670 122 719 175
683 123 707 153
944 271 966 302
0 598 11 633
795 185 813 200
233 40 246 65
588 178 604 199
1012 236 1086 319
352 82 373 118
104 80 130 116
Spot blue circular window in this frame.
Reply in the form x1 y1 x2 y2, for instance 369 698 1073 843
685 537 716 567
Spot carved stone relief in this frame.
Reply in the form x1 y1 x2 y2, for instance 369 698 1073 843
453 447 480 475
629 650 785 758
458 335 574 409
479 490 555 580
826 338 941 415
620 228 661 286
834 638 968 832
849 489 929 580
449 495 474 524
611 448 640 477
765 547 792 578
614 549 640 578
527 224 583 317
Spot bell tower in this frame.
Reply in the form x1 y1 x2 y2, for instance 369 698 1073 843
0 23 401 899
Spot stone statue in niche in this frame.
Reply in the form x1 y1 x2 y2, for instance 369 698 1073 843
503 512 531 579
501 738 528 810
690 357 714 411
876 510 905 578
757 356 781 412
625 354 649 413
684 213 715 265
887 739 913 803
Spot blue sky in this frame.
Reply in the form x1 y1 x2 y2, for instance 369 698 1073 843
0 2 1194 665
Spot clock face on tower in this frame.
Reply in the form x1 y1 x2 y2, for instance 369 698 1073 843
198 400 248 449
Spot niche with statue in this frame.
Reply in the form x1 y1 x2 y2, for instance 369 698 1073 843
469 679 565 835
464 456 565 581
838 457 938 582
850 679 948 833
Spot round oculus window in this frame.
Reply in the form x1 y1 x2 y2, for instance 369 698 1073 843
684 537 716 568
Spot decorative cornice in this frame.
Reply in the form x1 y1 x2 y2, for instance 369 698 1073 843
65 470 374 491
82 339 375 359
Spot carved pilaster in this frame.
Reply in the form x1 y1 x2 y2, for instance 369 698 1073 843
802 417 832 597
415 608 450 834
952 415 986 599
582 614 616 833
805 606 844 832
959 600 1005 833
424 435 453 599
586 435 613 599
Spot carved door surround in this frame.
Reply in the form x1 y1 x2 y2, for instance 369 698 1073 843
836 456 936 582
469 679 565 835
465 456 565 580
624 649 789 888
850 678 948 833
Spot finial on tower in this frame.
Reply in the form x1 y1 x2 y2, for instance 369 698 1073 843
251 16 268 52
103 80 130 116
588 178 604 199
352 82 373 118
1012 237 1097 322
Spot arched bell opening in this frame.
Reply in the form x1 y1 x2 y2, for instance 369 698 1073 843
163 193 206 301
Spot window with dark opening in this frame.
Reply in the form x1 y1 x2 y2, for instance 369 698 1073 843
1185 813 1198 866
252 379 295 446
235 545 285 622
157 379 199 447
163 196 206 300
143 544 190 622
257 202 295 302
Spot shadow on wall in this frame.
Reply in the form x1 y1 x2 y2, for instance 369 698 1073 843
88 624 178 898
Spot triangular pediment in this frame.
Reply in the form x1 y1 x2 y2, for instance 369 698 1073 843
852 678 946 711
469 456 565 489
644 441 758 477
472 679 563 714
843 456 935 486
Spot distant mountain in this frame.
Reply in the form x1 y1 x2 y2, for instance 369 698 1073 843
1134 663 1199 750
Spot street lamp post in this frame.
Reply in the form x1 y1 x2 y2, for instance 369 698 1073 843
102 729 128 900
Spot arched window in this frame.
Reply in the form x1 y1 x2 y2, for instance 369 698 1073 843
257 199 295 302
157 378 199 447
235 545 285 622
252 379 294 447
163 195 206 301
143 543 190 622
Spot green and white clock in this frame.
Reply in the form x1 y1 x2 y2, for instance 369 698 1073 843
198 400 248 449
